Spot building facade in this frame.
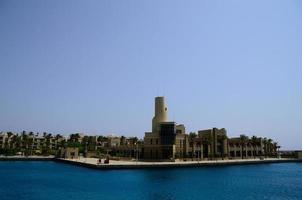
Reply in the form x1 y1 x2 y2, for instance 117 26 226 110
0 97 279 160
143 97 187 160
142 97 277 161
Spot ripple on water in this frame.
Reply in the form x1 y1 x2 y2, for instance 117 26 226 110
0 162 302 200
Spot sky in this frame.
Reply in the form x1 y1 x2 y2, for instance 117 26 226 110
0 0 302 150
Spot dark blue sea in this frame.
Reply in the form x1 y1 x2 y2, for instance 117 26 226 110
0 161 301 200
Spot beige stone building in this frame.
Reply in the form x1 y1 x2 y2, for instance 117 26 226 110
141 96 276 161
143 97 189 160
60 147 79 159
228 137 264 158
296 151 302 159
0 132 8 149
187 128 228 160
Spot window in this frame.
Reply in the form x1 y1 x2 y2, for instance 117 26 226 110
160 123 176 145
150 139 153 145
176 129 182 134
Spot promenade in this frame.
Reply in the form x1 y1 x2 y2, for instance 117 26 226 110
56 157 301 169
1 155 300 169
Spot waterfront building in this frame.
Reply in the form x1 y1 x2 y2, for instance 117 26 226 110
0 132 15 151
0 132 7 149
114 137 142 159
187 128 228 160
228 136 264 158
0 97 279 160
143 97 189 160
296 151 302 159
142 96 277 161
107 135 121 148
60 147 79 159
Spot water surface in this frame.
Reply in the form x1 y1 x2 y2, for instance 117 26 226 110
0 161 301 200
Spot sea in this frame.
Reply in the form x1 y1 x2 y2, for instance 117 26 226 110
0 161 301 200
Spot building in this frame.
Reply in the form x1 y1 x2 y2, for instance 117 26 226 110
114 137 142 159
0 132 14 151
60 147 79 159
296 151 302 159
143 97 189 160
0 97 279 160
186 128 228 160
107 136 121 148
0 132 7 149
228 136 264 158
142 96 277 161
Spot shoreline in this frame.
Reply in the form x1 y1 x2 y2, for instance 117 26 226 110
0 156 55 161
55 157 302 170
1 156 301 169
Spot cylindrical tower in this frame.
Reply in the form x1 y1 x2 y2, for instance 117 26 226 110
152 96 168 132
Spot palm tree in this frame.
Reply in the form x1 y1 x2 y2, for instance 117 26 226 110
21 132 28 156
7 132 13 138
131 137 139 145
273 142 279 158
251 136 258 158
3 133 11 155
120 136 126 145
275 142 281 158
15 134 22 153
81 136 89 157
70 133 81 143
88 136 97 151
10 134 18 152
262 137 268 158
43 133 53 156
219 134 228 159
6 132 14 151
207 134 214 160
267 138 273 157
55 134 63 141
240 135 248 159
28 132 34 155
189 132 197 139
68 133 81 149
54 134 64 155
97 135 107 142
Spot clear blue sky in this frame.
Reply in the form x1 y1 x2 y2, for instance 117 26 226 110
0 1 301 149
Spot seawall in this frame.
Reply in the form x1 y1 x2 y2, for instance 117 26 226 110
1 156 301 169
0 156 55 161
55 158 302 170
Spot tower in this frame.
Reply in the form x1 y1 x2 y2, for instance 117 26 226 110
152 96 168 132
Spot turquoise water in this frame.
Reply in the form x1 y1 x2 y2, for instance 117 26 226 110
0 161 301 200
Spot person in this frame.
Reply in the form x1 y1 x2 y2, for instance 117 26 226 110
104 156 109 164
